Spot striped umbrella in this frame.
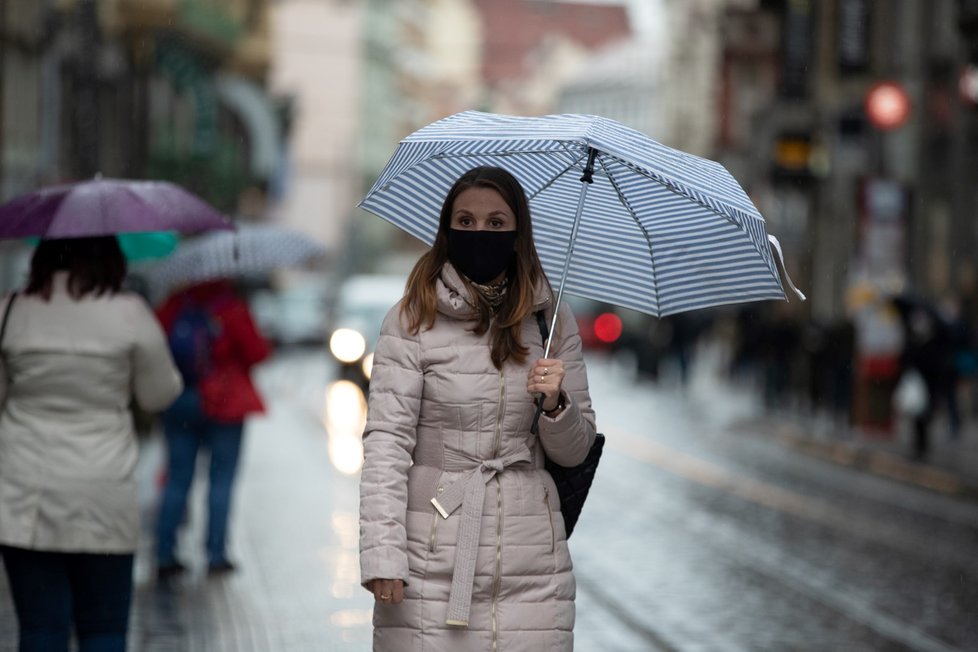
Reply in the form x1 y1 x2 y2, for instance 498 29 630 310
140 223 327 293
359 111 804 344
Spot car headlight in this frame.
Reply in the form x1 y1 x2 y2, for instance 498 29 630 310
329 328 366 363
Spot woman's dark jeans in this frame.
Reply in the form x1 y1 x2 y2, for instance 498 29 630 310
0 546 134 652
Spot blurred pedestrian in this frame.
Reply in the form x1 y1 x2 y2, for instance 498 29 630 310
0 237 183 652
893 294 953 459
939 294 970 438
154 279 270 580
359 166 597 650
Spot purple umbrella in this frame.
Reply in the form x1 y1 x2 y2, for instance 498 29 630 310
0 177 235 239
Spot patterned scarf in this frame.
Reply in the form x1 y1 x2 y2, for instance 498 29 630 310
471 277 508 313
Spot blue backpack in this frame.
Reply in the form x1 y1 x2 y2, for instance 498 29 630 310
168 302 218 386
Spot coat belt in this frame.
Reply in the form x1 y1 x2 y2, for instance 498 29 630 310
430 446 533 627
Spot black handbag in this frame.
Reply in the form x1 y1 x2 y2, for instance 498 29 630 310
531 310 604 538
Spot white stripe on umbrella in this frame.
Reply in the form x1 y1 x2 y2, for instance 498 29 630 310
359 111 795 317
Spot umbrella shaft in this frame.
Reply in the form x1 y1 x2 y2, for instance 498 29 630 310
544 176 592 359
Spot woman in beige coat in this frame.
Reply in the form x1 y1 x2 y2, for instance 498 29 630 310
0 236 183 652
359 166 597 651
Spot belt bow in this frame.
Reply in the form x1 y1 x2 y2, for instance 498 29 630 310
430 446 532 626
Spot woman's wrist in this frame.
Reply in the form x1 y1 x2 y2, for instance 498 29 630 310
542 392 565 417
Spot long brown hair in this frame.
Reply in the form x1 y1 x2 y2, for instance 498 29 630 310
401 166 552 368
26 236 127 300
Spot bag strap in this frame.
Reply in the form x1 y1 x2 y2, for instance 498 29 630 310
0 292 18 348
534 309 549 343
530 310 549 435
0 292 18 393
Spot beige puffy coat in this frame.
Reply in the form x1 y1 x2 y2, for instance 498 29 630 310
359 264 597 652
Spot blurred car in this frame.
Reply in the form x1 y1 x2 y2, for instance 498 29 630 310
322 273 407 476
325 273 408 393
250 277 330 346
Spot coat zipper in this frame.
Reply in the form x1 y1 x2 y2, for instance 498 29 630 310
490 371 505 652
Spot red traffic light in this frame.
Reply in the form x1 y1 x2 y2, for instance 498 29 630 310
865 81 911 130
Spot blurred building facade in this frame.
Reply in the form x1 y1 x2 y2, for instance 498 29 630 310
269 0 363 251
558 0 727 158
0 0 284 209
353 0 632 273
0 0 286 290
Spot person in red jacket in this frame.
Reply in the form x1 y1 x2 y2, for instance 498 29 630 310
154 279 271 580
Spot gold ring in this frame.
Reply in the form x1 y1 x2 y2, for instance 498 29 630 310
543 368 548 376
380 594 392 600
539 376 544 384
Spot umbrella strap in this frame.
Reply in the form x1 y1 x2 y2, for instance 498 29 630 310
768 235 806 302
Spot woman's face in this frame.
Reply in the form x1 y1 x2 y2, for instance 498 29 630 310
450 187 517 232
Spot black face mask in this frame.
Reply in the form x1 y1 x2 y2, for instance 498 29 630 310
446 228 517 284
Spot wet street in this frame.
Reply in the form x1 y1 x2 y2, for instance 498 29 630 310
1 346 976 651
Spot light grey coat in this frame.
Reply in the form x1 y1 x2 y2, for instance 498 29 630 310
359 264 597 652
0 274 183 553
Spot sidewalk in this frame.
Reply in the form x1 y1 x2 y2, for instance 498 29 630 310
740 408 978 500
676 343 978 502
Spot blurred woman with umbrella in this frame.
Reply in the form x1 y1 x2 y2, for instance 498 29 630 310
0 176 232 651
145 224 323 579
0 237 184 652
153 278 271 579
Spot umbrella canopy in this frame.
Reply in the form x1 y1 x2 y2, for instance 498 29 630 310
142 223 327 291
0 177 234 239
359 111 803 318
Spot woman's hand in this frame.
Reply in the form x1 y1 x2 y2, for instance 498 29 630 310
367 578 404 604
527 358 565 412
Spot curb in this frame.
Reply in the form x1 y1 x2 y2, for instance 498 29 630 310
737 417 978 502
